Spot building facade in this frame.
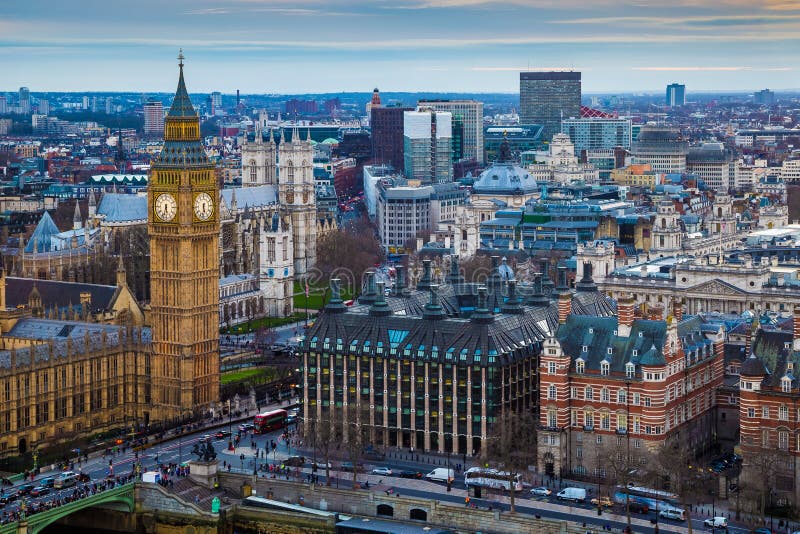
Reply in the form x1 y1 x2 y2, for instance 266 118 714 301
561 118 632 154
143 99 165 135
418 100 484 164
520 71 581 144
631 125 689 174
403 110 453 184
666 84 686 107
147 56 220 420
371 106 412 173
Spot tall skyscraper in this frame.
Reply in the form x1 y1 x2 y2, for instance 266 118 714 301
148 52 220 418
37 99 49 116
0 96 7 115
754 89 775 105
18 87 30 114
666 83 686 107
143 98 165 135
403 110 453 184
417 99 484 163
371 105 412 172
519 71 581 143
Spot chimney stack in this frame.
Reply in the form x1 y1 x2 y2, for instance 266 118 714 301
617 294 635 337
673 298 683 322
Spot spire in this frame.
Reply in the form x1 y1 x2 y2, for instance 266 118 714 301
230 188 237 211
72 200 82 230
167 49 196 118
306 127 311 143
268 127 276 145
116 256 127 287
88 189 97 218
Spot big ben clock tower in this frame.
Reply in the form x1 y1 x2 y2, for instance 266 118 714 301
148 51 220 420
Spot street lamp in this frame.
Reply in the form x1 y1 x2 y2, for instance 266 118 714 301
228 399 233 451
32 447 39 474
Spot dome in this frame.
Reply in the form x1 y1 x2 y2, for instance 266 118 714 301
321 138 339 145
473 160 536 195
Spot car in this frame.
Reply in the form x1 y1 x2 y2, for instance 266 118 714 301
16 484 34 497
39 477 55 488
238 423 255 432
530 486 552 497
340 462 363 473
214 430 231 439
704 517 728 528
751 529 773 534
398 470 422 479
627 501 649 514
284 456 306 467
29 486 50 498
371 467 393 476
0 493 17 504
591 496 614 508
286 414 298 425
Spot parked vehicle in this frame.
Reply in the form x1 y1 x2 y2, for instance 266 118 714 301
39 477 55 488
340 462 363 473
371 467 393 476
398 470 423 479
556 487 587 502
591 496 614 508
16 484 34 496
530 486 552 497
703 517 728 528
425 468 454 482
659 508 686 521
628 501 650 514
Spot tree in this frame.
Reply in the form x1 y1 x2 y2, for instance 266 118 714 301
485 409 538 513
315 217 383 296
460 255 492 285
598 436 648 528
739 446 792 523
303 408 341 486
342 405 373 487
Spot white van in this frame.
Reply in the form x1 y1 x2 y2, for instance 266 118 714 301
54 471 78 489
556 487 587 502
425 468 455 482
142 471 161 484
659 508 686 521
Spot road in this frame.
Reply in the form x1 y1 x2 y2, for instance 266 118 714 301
0 415 754 534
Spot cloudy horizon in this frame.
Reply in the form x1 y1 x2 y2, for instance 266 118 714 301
3 0 799 94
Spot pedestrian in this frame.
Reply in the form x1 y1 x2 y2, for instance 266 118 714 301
465 496 470 507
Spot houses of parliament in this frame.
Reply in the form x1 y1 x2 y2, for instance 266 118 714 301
0 56 220 459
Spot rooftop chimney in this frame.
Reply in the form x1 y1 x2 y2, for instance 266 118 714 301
418 259 434 290
423 284 447 320
618 293 635 337
527 273 550 307
369 281 392 317
325 278 347 313
471 286 494 324
501 280 523 315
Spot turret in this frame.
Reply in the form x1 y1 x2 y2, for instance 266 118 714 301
422 284 446 320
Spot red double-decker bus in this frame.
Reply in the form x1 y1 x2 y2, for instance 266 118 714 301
253 409 288 434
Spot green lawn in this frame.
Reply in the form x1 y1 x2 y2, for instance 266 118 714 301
293 280 354 310
220 367 277 386
221 312 308 335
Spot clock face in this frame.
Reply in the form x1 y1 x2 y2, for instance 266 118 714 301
194 192 214 221
154 193 177 222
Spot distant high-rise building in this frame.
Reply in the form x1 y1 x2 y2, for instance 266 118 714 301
18 87 30 114
366 88 381 115
561 117 632 154
37 99 49 116
82 95 90 110
284 99 317 115
371 105 412 172
143 98 165 135
753 89 775 106
418 99 484 163
105 97 114 114
403 110 453 184
519 71 581 143
210 91 222 114
0 96 8 115
91 96 98 113
666 83 686 107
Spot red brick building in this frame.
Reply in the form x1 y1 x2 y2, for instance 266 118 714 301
538 292 725 480
739 309 800 509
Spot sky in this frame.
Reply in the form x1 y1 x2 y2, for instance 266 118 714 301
2 0 800 94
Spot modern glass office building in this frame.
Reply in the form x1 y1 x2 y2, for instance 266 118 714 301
561 117 632 154
520 71 581 144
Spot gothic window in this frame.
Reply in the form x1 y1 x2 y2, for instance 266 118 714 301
249 160 257 182
283 237 289 261
286 161 294 184
267 238 275 263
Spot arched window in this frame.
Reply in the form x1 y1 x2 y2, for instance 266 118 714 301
286 161 294 183
548 384 557 400
249 160 257 183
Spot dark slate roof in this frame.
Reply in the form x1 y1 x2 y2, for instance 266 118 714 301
168 64 197 118
4 277 119 314
740 354 769 377
748 328 800 387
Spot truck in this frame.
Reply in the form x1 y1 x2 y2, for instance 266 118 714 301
557 487 587 502
425 468 455 483
142 471 161 484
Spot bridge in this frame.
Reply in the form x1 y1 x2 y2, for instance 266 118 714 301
0 482 135 534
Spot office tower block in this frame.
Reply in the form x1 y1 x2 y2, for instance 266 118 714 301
403 110 453 184
143 99 165 135
371 105 412 172
520 71 581 143
666 83 686 107
418 99 484 163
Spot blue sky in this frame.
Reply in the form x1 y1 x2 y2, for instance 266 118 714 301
2 0 800 93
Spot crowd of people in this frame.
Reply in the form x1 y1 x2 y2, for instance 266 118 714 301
0 473 136 525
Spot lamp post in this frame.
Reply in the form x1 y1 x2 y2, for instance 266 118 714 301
32 448 38 474
228 399 233 451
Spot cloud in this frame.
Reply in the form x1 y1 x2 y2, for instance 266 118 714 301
185 8 232 15
471 66 587 71
631 66 794 71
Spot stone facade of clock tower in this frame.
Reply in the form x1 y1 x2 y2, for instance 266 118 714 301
148 54 220 421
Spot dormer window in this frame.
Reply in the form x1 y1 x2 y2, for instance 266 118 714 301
582 345 588 353
626 363 635 379
589 328 594 334
789 362 795 373
576 360 585 374
607 347 613 355
632 349 638 357
601 361 610 376
782 377 792 393
638 332 643 338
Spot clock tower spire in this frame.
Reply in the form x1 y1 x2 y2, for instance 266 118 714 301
148 52 220 421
